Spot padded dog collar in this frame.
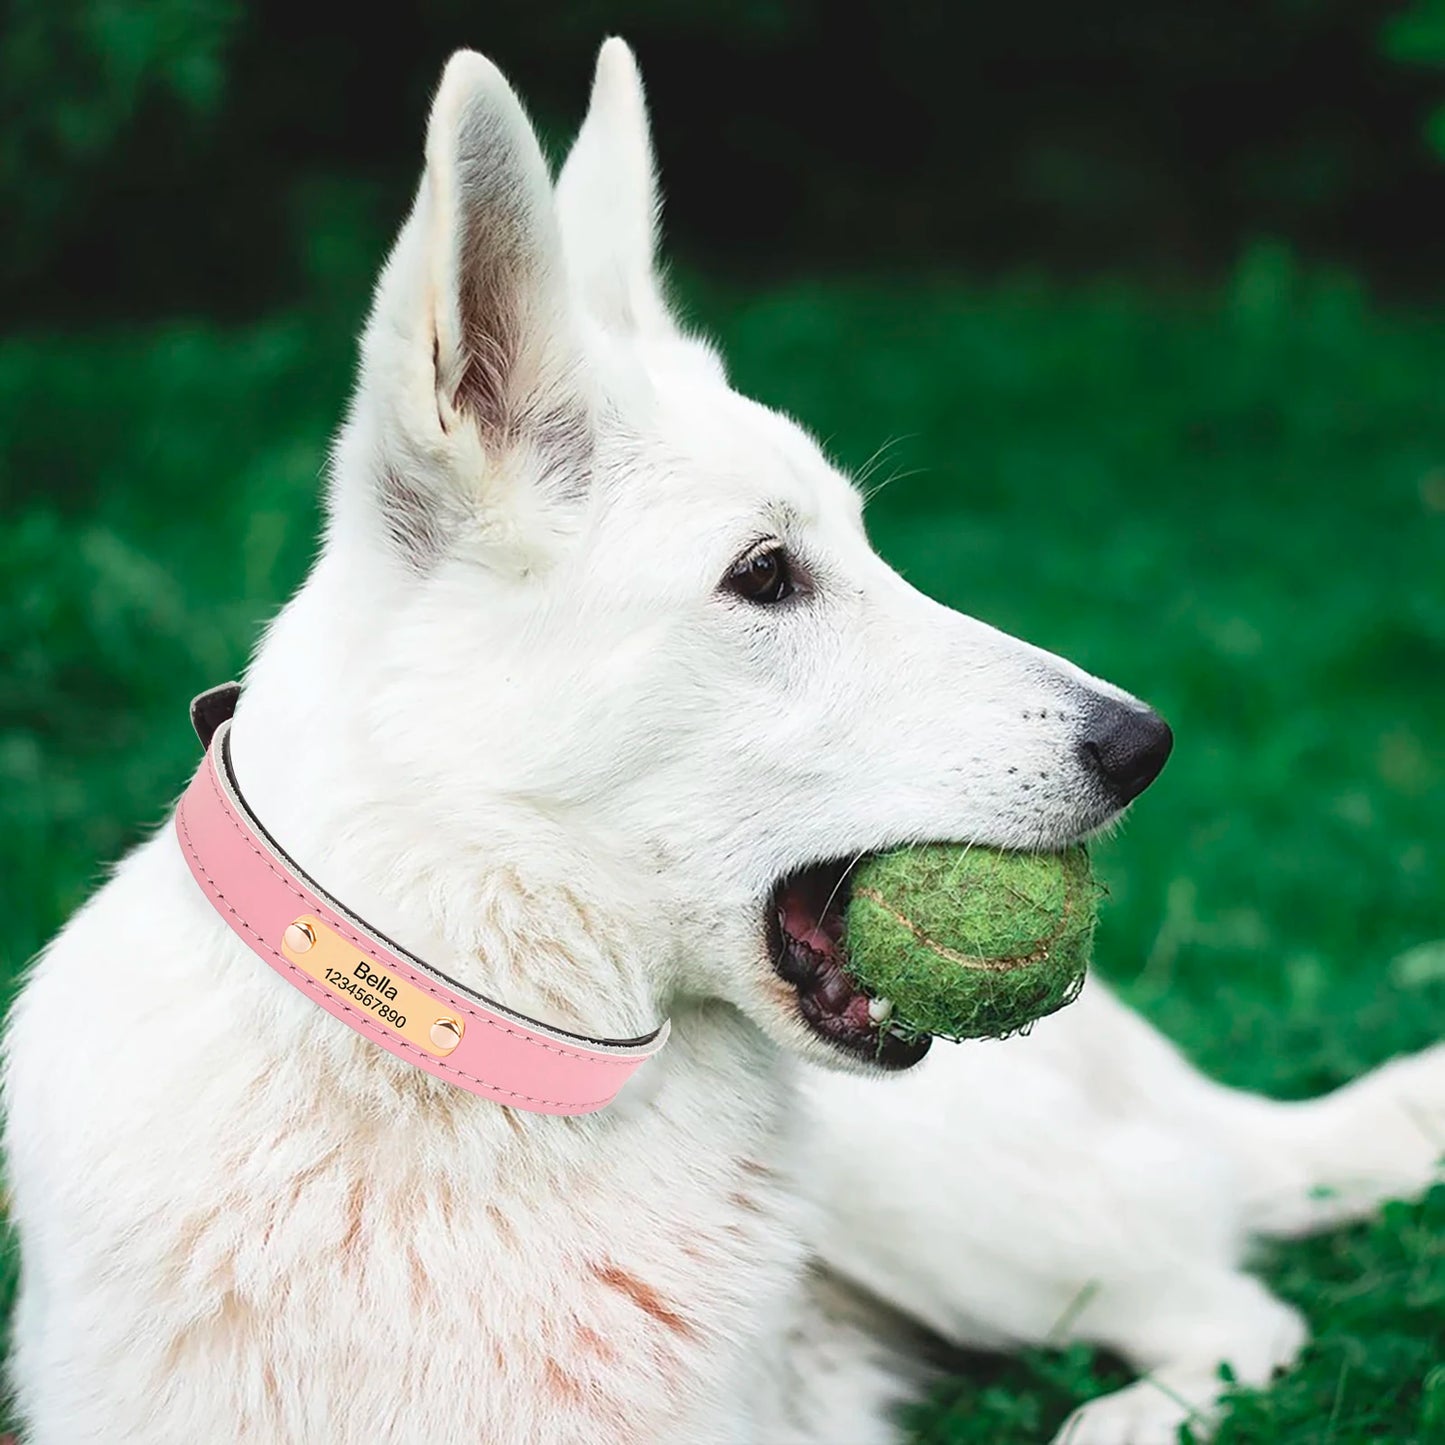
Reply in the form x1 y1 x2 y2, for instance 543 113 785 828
175 683 668 1114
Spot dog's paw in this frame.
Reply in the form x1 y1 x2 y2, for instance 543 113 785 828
1242 1042 1445 1236
1332 1042 1445 1198
1053 1377 1215 1445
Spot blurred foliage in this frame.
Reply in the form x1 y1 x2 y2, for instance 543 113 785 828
3 0 1445 322
2 260 1443 1435
1383 0 1445 157
0 0 241 282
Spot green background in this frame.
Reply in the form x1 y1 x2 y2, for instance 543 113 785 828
3 4 1444 1441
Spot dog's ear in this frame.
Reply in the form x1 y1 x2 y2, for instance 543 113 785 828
345 51 591 570
555 39 674 338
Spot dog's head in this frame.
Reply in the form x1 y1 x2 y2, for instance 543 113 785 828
310 42 1170 1072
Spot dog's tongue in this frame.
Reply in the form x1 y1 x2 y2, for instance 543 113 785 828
778 884 840 956
777 879 875 1030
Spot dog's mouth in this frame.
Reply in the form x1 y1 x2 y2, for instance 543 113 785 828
767 860 932 1071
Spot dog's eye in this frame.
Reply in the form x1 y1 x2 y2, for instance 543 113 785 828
724 546 795 605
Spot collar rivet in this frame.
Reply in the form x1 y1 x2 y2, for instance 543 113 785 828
283 921 316 953
430 1016 464 1054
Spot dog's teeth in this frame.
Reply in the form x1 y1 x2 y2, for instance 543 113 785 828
867 997 893 1024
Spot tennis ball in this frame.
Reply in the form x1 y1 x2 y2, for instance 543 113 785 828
845 844 1098 1043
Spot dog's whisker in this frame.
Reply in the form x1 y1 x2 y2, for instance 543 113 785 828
853 435 910 489
860 463 927 505
819 849 869 923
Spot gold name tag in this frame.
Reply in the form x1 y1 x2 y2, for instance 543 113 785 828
281 914 465 1057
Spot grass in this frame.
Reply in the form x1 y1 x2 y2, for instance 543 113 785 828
2 251 1444 1440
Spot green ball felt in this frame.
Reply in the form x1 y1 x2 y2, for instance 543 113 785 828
845 844 1098 1042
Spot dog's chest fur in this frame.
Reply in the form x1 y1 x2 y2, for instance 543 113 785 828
5 834 810 1443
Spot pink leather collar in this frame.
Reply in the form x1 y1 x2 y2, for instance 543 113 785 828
175 684 668 1114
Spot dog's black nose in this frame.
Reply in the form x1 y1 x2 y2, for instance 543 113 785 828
1076 700 1173 804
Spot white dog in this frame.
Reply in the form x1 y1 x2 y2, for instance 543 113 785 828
6 41 1442 1445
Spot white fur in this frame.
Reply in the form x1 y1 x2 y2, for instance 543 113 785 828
6 40 1442 1445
